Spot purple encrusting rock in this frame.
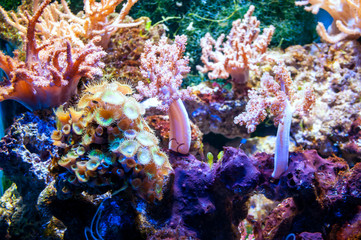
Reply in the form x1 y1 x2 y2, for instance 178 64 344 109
252 150 361 239
137 147 261 239
35 147 260 240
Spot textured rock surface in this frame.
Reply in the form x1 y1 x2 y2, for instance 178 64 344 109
251 150 361 239
135 147 261 240
0 111 57 239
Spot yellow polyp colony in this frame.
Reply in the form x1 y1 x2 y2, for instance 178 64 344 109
51 81 172 201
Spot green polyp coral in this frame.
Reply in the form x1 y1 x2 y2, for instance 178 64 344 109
51 81 172 201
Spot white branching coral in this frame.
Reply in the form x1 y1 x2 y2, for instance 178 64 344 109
234 63 315 133
196 5 274 87
136 35 194 112
136 35 194 154
296 0 361 43
234 62 315 178
0 0 142 49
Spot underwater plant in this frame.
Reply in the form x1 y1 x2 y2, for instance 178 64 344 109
197 5 274 97
296 0 361 43
52 81 172 201
234 62 315 178
0 0 105 111
136 35 194 154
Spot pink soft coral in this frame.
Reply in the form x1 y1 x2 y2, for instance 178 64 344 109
136 35 194 154
0 0 105 110
196 5 274 96
234 62 315 178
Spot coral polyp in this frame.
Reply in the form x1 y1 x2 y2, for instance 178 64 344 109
51 81 171 201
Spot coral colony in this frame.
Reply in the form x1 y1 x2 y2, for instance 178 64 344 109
0 0 361 239
197 5 274 97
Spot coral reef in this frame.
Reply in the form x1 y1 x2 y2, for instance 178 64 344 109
251 149 361 239
131 0 317 86
136 35 195 154
63 147 260 239
103 16 165 84
266 40 361 162
0 0 361 239
0 0 142 49
51 81 171 201
196 5 274 97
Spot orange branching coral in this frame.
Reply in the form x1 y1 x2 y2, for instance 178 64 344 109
296 0 361 43
0 0 84 47
196 5 274 86
60 0 142 48
0 0 106 110
234 62 315 133
0 0 142 49
51 81 172 201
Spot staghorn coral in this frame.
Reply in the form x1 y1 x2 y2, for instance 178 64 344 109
0 0 106 111
296 0 361 43
136 35 195 154
51 81 172 201
196 5 274 97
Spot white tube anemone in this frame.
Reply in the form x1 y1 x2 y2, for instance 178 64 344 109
168 98 191 154
272 98 292 178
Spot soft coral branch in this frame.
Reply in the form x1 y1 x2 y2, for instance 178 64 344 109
136 35 194 154
0 0 105 111
0 0 142 49
196 5 274 96
234 62 315 178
